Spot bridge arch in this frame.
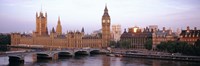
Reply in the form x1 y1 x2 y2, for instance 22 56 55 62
36 52 58 60
90 50 100 54
74 50 89 56
57 51 73 58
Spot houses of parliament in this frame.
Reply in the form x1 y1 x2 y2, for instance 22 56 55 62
11 5 111 48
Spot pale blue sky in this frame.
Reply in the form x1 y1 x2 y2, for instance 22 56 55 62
0 0 200 33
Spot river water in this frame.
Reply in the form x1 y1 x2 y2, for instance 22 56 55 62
0 54 200 66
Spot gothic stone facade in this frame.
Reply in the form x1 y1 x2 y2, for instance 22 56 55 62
11 6 111 48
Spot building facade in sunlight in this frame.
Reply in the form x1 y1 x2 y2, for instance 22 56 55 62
120 26 152 49
11 5 111 48
179 26 200 45
152 27 178 50
111 24 121 42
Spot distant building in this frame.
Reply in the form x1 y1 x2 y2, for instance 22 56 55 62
152 27 178 50
11 5 111 48
120 26 152 49
180 26 200 45
149 25 158 32
111 24 121 42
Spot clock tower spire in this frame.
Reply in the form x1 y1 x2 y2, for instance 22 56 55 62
102 4 111 47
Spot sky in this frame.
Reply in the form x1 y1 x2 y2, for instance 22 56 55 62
0 0 200 34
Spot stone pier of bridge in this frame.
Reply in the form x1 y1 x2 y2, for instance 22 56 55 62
8 48 102 64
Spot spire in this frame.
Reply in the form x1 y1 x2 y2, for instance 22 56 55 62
51 27 55 33
104 4 108 11
103 4 109 17
36 12 38 17
124 29 127 33
81 27 84 33
39 4 44 17
58 16 60 25
56 16 62 35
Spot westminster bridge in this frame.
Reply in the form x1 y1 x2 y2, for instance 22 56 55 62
0 45 108 64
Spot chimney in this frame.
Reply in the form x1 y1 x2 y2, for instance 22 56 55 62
186 26 190 33
163 27 166 32
194 27 197 30
169 28 172 35
187 26 190 30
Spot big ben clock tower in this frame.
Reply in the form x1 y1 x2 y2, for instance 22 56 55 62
102 5 111 47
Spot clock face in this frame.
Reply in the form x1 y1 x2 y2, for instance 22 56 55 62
107 20 110 23
103 20 105 23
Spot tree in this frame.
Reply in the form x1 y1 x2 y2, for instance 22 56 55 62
194 39 200 55
144 39 152 50
194 39 200 47
156 40 200 56
119 39 131 49
0 34 11 45
166 41 176 53
0 34 11 51
157 41 167 51
110 41 116 48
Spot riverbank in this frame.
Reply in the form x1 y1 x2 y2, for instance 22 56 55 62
105 49 200 62
106 52 200 62
122 53 200 62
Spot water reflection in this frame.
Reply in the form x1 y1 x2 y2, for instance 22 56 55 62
1 54 200 66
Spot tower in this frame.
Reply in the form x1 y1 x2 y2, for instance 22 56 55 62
56 16 62 35
102 5 111 47
35 10 48 36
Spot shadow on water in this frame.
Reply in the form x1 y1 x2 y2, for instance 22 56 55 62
8 62 24 66
58 56 72 60
58 55 73 59
90 54 100 56
74 55 88 59
36 59 52 63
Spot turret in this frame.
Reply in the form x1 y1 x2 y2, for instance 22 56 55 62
56 16 62 35
36 12 38 18
50 27 55 38
45 12 47 17
51 27 55 33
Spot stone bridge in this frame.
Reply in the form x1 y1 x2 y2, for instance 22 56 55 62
36 48 101 59
7 48 104 63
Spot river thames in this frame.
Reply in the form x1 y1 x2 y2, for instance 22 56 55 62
0 54 200 66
